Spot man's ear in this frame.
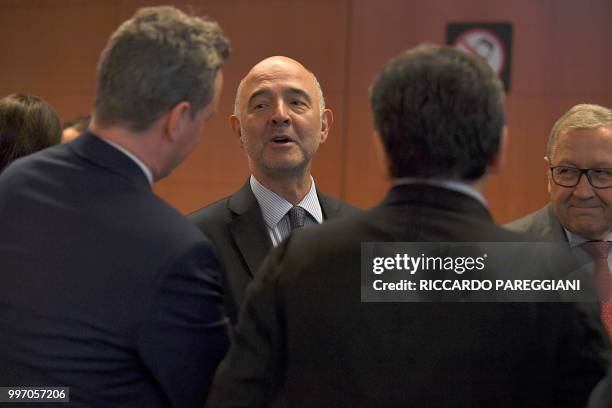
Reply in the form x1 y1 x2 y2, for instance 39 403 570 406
319 108 334 145
373 130 394 179
230 115 244 149
488 126 508 174
166 101 192 142
544 155 552 194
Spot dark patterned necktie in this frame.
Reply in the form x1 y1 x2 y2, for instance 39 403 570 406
288 206 306 230
582 240 612 337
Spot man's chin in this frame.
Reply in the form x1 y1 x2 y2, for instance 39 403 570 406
569 220 611 241
261 159 309 175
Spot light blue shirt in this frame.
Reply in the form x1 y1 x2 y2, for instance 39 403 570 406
250 175 323 246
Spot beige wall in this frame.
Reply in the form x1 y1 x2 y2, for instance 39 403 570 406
1 0 610 222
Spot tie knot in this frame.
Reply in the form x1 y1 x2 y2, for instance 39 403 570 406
582 241 610 260
288 206 306 230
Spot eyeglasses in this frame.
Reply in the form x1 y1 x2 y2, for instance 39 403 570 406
550 166 612 189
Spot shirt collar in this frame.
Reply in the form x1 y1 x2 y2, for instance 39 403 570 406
99 137 153 185
393 177 487 207
565 228 612 248
250 174 323 228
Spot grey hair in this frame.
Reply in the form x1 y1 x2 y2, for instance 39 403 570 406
94 6 230 132
233 69 325 119
547 104 612 157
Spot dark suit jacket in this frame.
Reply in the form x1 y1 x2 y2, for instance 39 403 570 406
207 184 608 408
0 132 229 407
189 180 359 323
589 364 612 408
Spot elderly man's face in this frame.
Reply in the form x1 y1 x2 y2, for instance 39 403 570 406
548 126 612 240
232 57 331 178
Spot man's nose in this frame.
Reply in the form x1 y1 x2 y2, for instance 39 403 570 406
270 100 290 125
572 173 596 199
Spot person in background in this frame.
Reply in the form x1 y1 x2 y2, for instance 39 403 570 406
61 115 91 142
506 104 612 336
0 93 61 172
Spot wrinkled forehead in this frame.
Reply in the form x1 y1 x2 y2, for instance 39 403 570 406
239 59 317 102
552 126 612 163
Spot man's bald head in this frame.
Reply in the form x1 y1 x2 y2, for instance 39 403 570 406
233 56 325 119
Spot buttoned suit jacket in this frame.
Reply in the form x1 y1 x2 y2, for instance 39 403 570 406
207 184 609 408
189 180 359 324
0 132 229 407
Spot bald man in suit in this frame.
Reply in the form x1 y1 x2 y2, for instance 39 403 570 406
189 56 357 324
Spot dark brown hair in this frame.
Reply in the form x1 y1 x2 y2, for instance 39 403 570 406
0 93 61 172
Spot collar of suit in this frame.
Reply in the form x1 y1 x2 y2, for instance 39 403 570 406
227 178 347 276
70 131 151 191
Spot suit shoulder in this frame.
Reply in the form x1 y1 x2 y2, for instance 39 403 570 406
188 196 232 231
318 192 361 218
504 206 550 236
129 194 212 249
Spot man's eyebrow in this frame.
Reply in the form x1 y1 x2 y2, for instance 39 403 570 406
246 89 271 106
246 87 313 107
286 88 312 104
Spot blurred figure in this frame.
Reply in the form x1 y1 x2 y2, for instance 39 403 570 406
0 93 61 172
61 115 90 142
0 6 230 407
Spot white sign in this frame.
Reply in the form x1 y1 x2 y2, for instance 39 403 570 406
454 28 506 75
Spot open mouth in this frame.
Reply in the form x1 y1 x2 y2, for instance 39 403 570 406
271 136 292 144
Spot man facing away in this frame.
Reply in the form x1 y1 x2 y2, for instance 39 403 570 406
0 6 230 407
206 44 608 408
189 56 358 324
506 104 612 335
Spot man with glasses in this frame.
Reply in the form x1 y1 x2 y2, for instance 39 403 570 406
507 103 612 335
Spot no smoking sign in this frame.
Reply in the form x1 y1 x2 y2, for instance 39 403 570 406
447 23 513 92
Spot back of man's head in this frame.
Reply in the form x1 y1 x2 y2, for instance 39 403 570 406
93 6 230 132
0 93 61 172
370 43 505 180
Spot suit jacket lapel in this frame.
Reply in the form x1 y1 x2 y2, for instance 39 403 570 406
318 191 340 220
540 204 568 241
228 180 273 277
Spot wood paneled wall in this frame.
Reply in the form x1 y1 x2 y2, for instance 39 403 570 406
1 0 610 222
